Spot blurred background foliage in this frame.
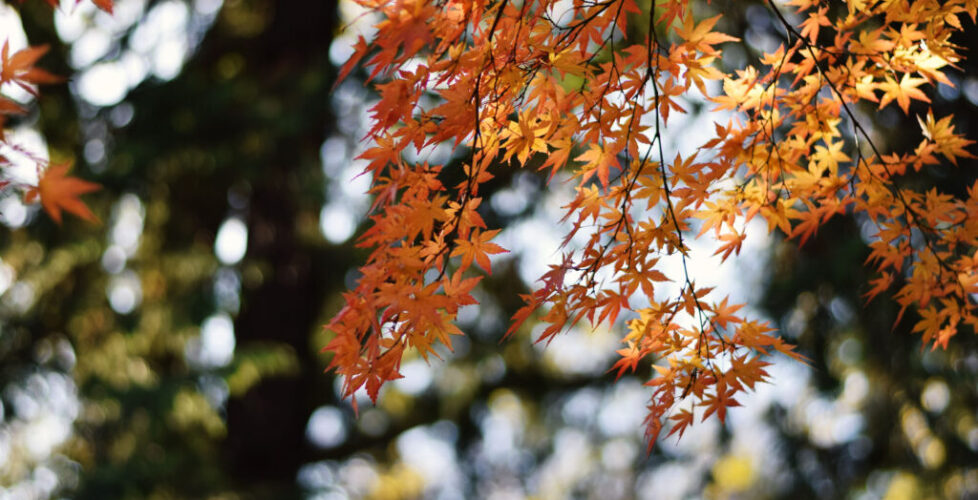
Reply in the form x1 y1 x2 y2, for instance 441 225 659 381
0 0 976 499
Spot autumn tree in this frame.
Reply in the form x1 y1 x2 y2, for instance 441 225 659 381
326 0 978 446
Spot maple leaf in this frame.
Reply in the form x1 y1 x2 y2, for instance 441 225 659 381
451 229 507 274
811 139 850 176
500 111 548 164
337 36 369 85
25 163 101 224
701 380 740 423
610 342 645 380
710 297 745 330
799 7 831 43
575 143 620 188
540 137 573 180
850 28 895 54
917 111 975 165
505 293 541 340
877 74 930 113
675 14 738 54
442 270 481 306
729 355 770 391
0 42 61 94
713 231 746 260
667 409 695 439
864 272 894 303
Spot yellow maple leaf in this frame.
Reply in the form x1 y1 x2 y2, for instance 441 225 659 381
877 74 930 113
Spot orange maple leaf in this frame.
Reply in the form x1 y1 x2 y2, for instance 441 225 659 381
451 229 507 274
0 42 61 95
26 163 101 224
877 74 929 113
610 342 646 380
575 143 620 188
667 409 695 439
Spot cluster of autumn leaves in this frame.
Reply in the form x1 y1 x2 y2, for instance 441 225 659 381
6 0 976 449
1 0 111 224
327 0 978 447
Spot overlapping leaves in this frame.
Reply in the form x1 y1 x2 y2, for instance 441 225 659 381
326 0 978 447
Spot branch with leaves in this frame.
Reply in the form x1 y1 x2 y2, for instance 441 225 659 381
0 0 110 224
326 0 978 448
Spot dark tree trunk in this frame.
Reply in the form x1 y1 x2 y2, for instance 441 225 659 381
218 0 340 493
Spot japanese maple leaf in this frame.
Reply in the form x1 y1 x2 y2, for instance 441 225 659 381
451 229 507 274
877 74 929 113
26 163 100 224
575 143 620 187
667 409 695 439
675 14 738 54
610 342 646 380
0 42 61 95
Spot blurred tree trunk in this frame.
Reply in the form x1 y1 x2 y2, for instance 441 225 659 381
214 0 341 492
